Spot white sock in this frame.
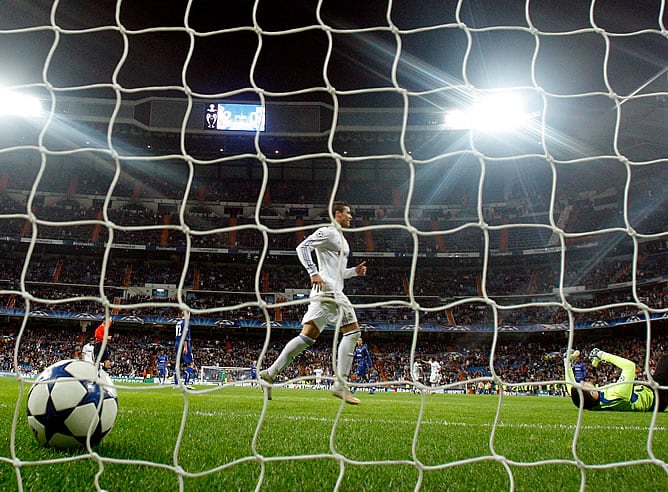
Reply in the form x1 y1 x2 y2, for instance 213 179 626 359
268 334 315 378
336 330 360 382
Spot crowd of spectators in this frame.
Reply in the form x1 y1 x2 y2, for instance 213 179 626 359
2 325 666 398
0 153 665 249
0 247 664 330
0 151 665 403
0 154 665 343
4 153 663 220
1 202 663 254
0 242 665 332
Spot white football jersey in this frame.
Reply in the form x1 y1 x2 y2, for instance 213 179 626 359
296 225 358 296
81 343 94 363
429 360 441 383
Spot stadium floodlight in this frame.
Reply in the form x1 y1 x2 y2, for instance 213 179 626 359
444 92 532 133
0 88 43 118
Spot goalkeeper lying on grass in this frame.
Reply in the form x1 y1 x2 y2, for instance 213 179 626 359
564 349 668 412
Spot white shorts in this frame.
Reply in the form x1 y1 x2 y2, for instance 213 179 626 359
302 294 358 333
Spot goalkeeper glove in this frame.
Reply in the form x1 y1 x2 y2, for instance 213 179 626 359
563 349 580 362
589 348 605 368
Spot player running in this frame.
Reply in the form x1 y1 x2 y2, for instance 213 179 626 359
260 201 368 405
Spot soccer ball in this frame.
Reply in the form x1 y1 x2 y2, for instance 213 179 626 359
26 359 118 449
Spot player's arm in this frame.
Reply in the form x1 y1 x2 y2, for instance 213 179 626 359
343 261 367 280
296 228 328 276
591 350 635 378
591 349 636 401
297 228 330 289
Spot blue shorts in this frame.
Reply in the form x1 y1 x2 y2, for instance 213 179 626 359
175 341 193 364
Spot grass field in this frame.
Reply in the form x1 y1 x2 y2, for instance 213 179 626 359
1 378 667 491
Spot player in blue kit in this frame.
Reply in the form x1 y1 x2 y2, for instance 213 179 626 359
174 314 194 387
156 350 169 384
564 349 587 383
352 337 374 394
565 349 668 412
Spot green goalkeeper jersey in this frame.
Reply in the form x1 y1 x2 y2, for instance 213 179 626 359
593 384 655 412
592 352 655 412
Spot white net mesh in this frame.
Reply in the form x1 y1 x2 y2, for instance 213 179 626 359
1 0 667 490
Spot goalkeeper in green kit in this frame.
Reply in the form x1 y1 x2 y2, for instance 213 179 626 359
564 348 668 412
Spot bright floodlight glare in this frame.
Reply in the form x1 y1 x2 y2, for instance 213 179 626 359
0 88 43 117
445 92 531 133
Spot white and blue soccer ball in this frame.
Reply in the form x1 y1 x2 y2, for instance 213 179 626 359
26 359 118 449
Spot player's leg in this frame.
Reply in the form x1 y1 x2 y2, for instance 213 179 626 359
337 327 360 382
335 299 360 382
263 330 318 381
184 364 195 388
332 320 361 405
93 343 101 366
98 345 112 370
182 344 194 386
366 368 375 394
175 361 183 385
173 345 180 384
352 364 365 394
260 306 323 400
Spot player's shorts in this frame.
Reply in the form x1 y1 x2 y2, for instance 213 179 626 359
93 343 112 362
175 341 193 364
356 365 369 377
302 294 358 333
158 368 167 376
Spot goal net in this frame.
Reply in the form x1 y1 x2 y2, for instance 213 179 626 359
1 0 666 490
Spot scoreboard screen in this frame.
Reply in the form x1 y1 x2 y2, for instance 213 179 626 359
205 103 266 131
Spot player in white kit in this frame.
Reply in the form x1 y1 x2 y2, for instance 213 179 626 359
261 201 368 404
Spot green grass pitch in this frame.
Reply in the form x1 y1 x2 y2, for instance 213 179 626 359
1 378 666 491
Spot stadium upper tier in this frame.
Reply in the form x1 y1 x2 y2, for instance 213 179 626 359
0 149 665 255
0 95 665 333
